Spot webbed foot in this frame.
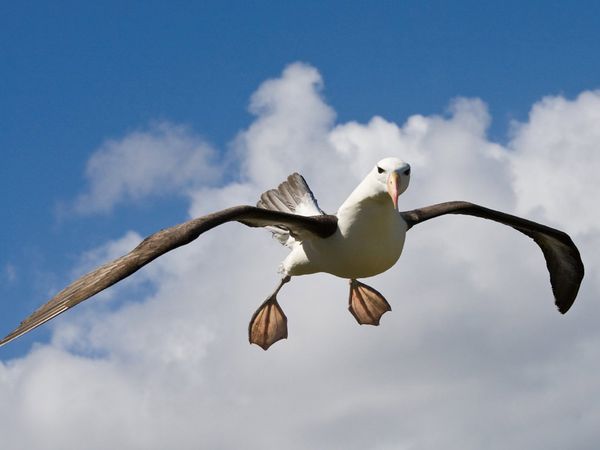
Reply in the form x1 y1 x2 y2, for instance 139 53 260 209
348 279 391 326
249 296 288 350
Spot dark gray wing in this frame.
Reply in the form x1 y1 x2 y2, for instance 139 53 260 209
0 206 338 347
401 201 584 314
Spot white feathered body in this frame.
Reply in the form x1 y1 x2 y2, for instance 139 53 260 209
281 176 408 279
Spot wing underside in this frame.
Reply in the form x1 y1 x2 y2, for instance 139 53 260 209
0 206 337 347
401 201 584 314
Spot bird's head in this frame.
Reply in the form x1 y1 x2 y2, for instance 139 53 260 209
371 157 411 209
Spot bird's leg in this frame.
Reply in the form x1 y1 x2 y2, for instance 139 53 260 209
248 275 291 350
348 279 392 326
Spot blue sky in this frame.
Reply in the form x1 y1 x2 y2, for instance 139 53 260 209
1 2 600 448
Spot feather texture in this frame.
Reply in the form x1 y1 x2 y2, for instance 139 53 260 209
257 173 326 246
0 206 337 347
401 201 584 314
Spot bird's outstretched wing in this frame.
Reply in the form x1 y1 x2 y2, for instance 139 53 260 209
400 201 584 314
0 206 338 347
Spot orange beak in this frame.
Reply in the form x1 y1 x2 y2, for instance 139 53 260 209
387 171 400 210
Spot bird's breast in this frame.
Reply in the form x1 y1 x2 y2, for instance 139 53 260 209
286 202 407 279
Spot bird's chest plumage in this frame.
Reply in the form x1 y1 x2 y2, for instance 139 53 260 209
284 201 407 279
333 202 407 277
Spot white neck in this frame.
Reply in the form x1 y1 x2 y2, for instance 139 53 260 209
338 175 389 213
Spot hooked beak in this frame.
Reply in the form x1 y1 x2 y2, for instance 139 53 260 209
387 171 401 210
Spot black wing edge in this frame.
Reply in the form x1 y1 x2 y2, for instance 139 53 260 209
401 201 584 314
0 206 338 348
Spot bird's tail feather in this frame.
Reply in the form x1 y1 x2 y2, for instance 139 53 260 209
257 173 325 246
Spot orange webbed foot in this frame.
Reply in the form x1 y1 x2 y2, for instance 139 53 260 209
248 296 288 350
348 279 391 326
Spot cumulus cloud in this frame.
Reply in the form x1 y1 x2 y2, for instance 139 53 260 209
510 90 600 234
1 64 599 450
74 122 220 214
237 63 336 186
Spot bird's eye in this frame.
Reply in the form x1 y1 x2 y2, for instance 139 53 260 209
403 167 411 176
377 166 384 174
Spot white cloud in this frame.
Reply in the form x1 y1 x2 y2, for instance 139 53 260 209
74 122 220 214
1 64 599 449
238 62 336 185
510 90 600 234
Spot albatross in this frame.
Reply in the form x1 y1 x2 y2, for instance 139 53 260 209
0 157 584 350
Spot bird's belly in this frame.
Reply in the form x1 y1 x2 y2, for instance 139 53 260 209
284 211 407 279
324 228 406 278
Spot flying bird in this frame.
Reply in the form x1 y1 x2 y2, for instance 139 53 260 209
0 158 584 350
